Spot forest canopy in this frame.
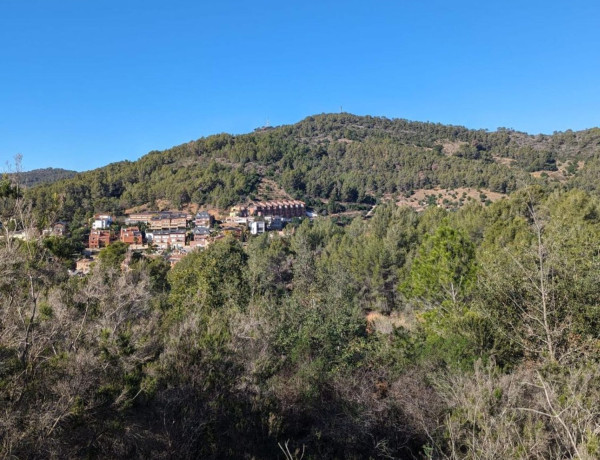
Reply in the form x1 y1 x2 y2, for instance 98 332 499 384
24 113 600 227
3 186 600 458
3 114 600 458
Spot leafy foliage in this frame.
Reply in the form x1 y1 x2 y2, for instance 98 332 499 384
4 114 600 458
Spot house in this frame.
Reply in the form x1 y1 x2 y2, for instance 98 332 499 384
168 252 186 267
120 226 143 245
43 221 68 237
149 212 191 230
150 228 186 249
193 226 211 237
250 220 266 235
11 229 38 241
89 229 113 249
190 226 211 249
195 211 214 228
52 221 68 236
248 200 305 219
92 214 113 230
189 238 210 249
266 216 283 230
231 216 249 225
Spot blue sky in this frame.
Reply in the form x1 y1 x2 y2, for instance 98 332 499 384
1 1 599 171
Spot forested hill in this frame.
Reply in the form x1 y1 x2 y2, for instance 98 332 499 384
26 113 600 223
13 167 77 187
6 116 600 458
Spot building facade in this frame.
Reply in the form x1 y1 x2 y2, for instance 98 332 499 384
149 212 191 230
92 214 113 230
248 200 305 218
250 220 266 235
150 228 186 248
195 211 214 228
89 229 112 249
120 226 143 244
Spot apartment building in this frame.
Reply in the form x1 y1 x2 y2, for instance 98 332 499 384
89 229 113 249
248 200 305 218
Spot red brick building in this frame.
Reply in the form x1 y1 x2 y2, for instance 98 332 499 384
89 230 113 249
120 226 142 244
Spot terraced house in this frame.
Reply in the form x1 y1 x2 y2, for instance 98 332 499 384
249 200 305 218
148 228 186 249
149 212 191 230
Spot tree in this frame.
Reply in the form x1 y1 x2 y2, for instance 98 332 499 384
168 236 249 315
98 241 128 269
405 224 476 306
478 189 600 364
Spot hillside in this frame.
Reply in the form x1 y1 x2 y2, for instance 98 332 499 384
5 114 600 458
25 113 600 223
14 167 78 187
6 185 600 458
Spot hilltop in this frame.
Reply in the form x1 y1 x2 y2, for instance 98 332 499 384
10 167 77 187
25 113 600 224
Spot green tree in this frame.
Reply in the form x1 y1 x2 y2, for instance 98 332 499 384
406 224 476 306
98 241 128 269
168 236 249 316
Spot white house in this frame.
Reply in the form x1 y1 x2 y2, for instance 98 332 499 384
250 220 266 235
92 214 113 230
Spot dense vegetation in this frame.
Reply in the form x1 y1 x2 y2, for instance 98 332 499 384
24 113 600 227
3 114 600 458
13 167 78 188
4 183 600 458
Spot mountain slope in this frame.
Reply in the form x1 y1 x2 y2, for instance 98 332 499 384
25 113 600 224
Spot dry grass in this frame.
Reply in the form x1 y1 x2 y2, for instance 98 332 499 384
441 141 468 156
255 178 292 202
395 187 506 211
493 156 516 166
530 160 584 183
366 311 416 334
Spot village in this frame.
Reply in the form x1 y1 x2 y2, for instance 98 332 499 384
74 200 307 274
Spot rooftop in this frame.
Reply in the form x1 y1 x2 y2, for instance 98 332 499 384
193 226 211 236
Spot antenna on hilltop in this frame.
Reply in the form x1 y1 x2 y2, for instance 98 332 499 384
265 118 270 128
340 106 343 113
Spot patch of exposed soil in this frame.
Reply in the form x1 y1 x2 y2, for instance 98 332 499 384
395 187 507 211
529 160 584 182
493 156 516 166
255 178 292 202
440 141 468 156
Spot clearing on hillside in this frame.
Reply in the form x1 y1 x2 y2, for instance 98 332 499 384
395 187 507 211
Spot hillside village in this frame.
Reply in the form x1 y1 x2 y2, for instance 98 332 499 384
75 200 307 273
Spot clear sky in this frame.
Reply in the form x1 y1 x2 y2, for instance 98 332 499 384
1 1 599 171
